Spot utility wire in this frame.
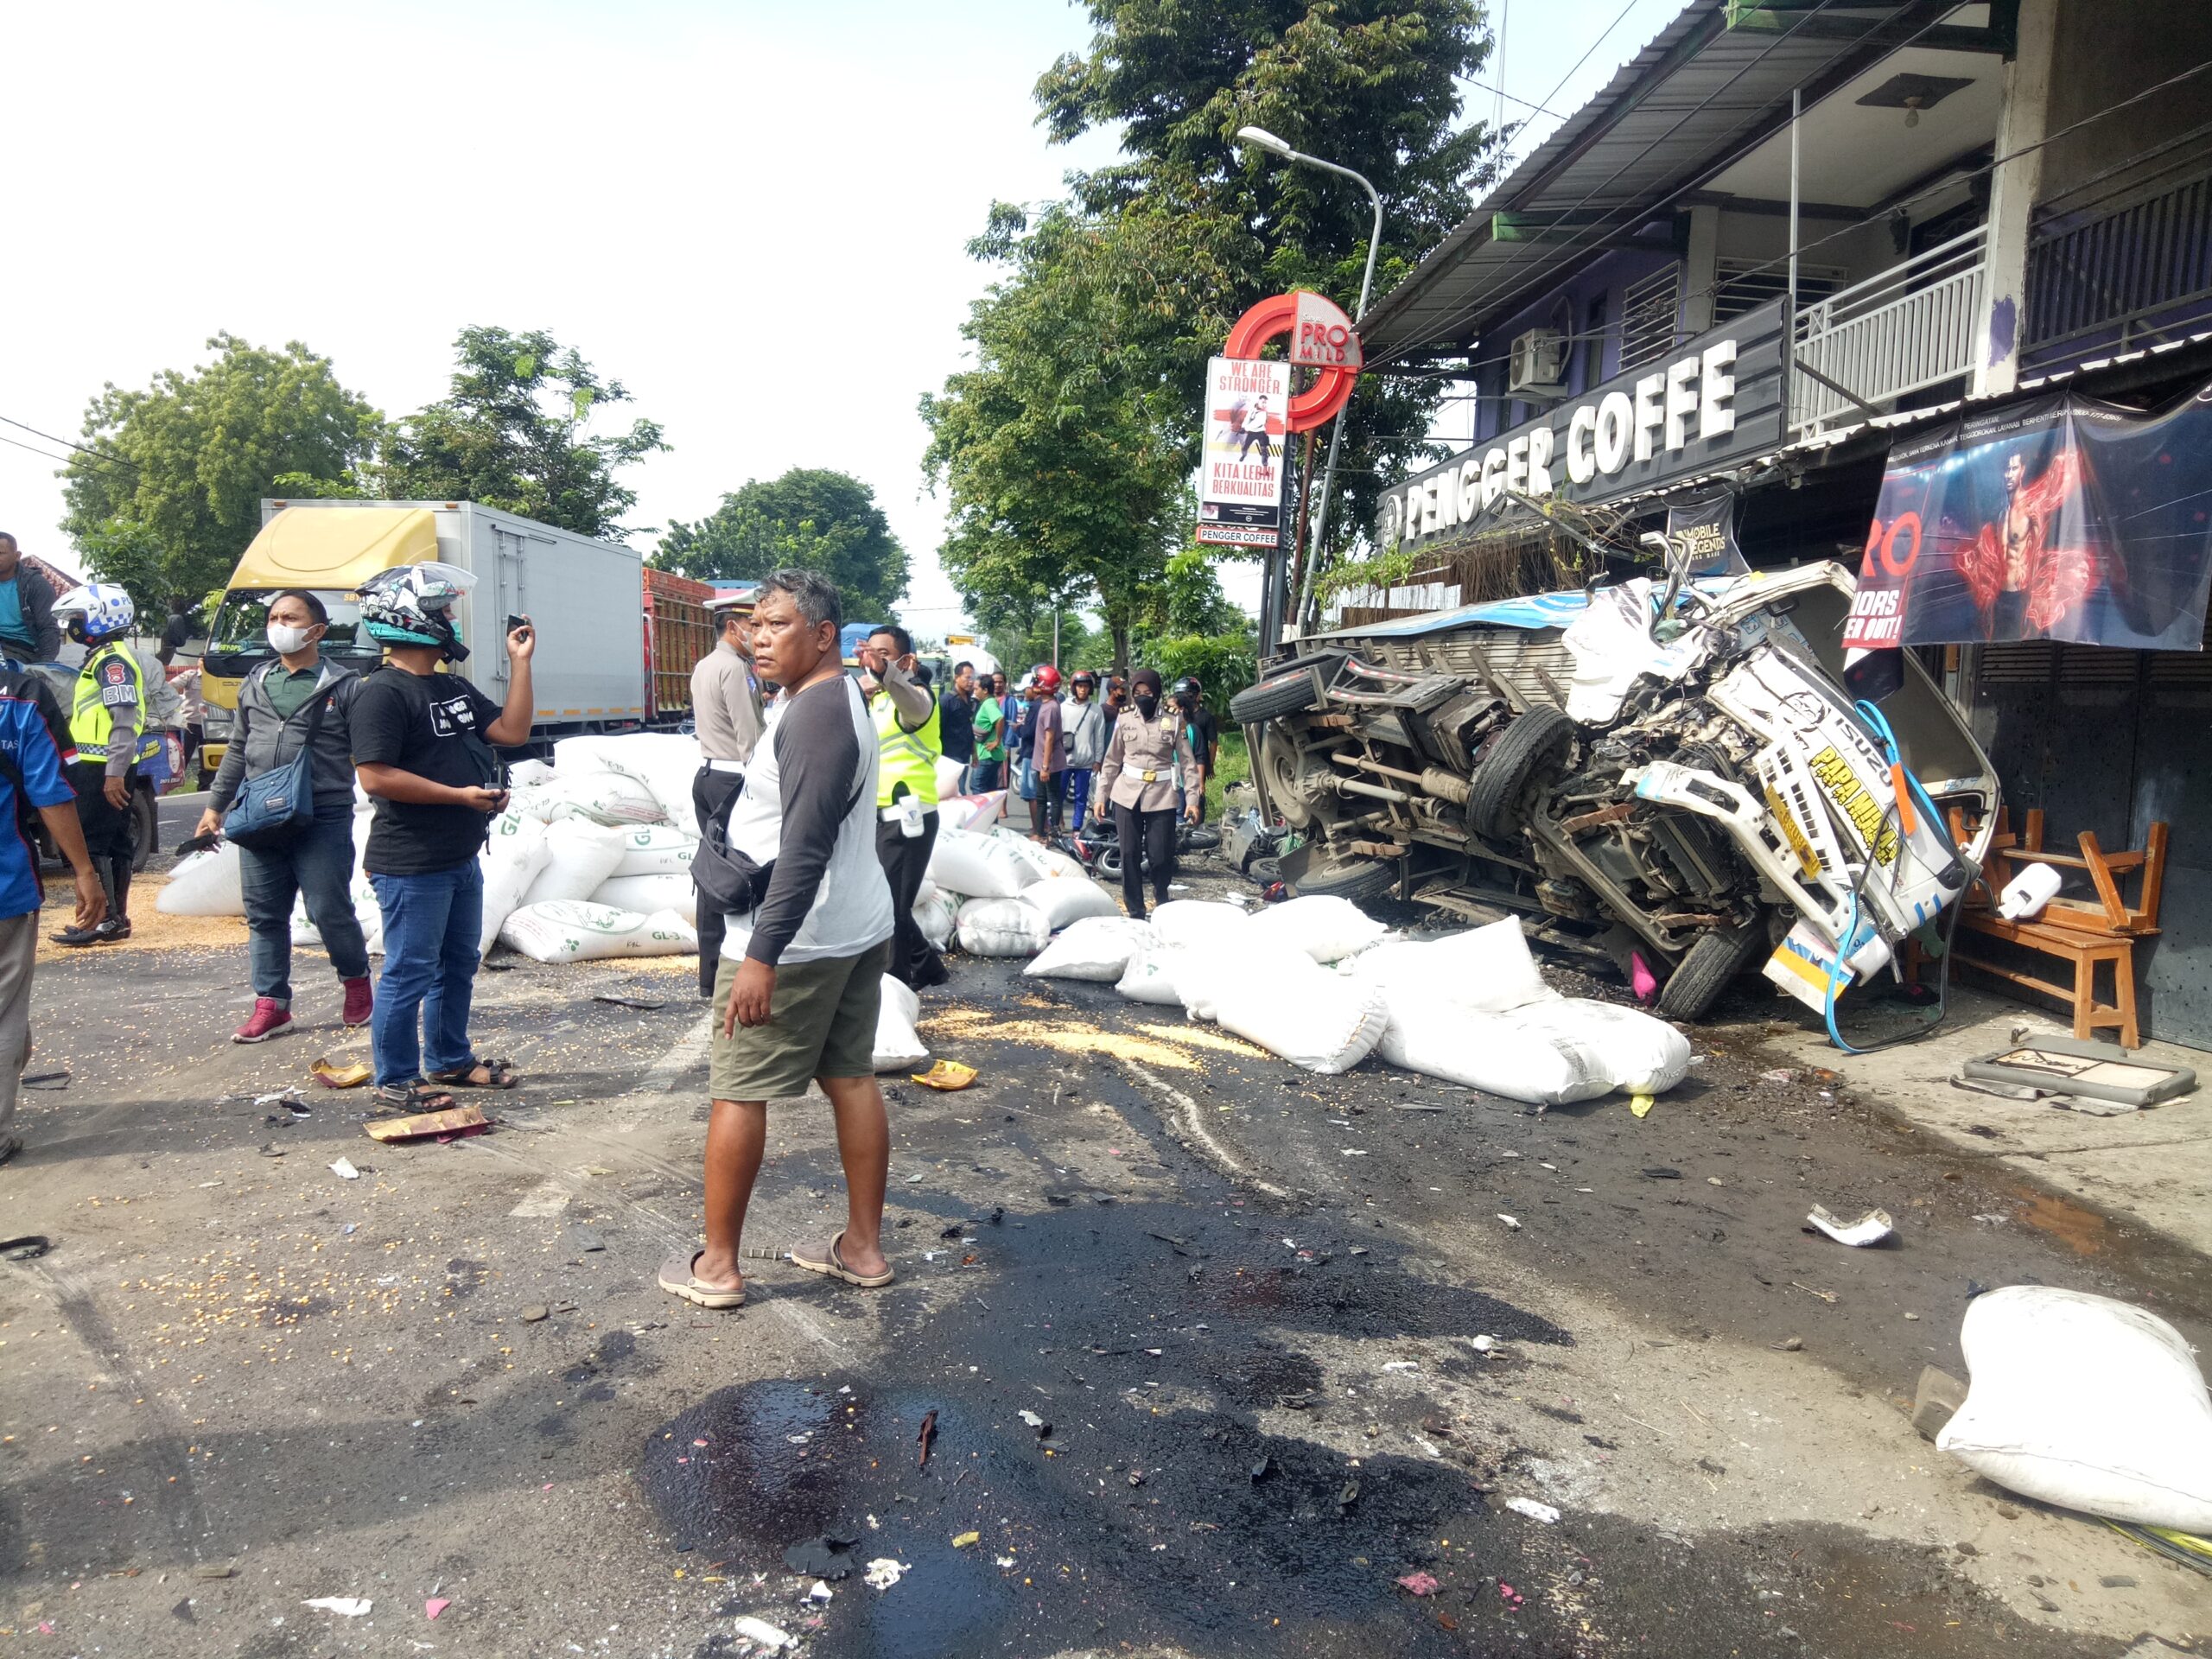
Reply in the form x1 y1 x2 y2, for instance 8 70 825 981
0 415 139 471
0 431 101 470
1530 0 1647 137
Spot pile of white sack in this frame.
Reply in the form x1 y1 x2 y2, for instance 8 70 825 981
1024 898 1690 1102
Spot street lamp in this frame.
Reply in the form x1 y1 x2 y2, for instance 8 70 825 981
1236 125 1384 639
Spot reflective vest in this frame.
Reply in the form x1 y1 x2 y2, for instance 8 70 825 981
873 691 941 809
70 642 158 766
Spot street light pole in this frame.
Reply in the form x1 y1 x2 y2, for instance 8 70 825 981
1236 126 1384 640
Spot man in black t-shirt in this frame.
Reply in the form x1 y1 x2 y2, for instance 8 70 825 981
350 564 537 1109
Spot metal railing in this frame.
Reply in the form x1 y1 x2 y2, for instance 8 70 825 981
2024 165 2212 367
1791 226 1988 433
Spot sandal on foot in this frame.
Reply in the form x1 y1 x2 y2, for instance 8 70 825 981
790 1231 893 1288
429 1058 518 1090
368 1083 458 1116
657 1249 745 1310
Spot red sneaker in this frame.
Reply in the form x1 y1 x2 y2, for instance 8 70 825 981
340 976 374 1028
232 999 293 1044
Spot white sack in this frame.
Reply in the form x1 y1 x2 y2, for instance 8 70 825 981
537 769 667 828
1378 992 1607 1105
1244 894 1388 963
1212 963 1389 1075
936 792 1007 832
612 823 699 878
158 842 245 917
1353 918 1553 1014
499 899 696 963
993 826 1090 883
478 810 551 956
1026 916 1153 982
591 872 696 922
957 897 1051 957
521 819 626 906
1515 999 1691 1096
1150 899 1252 950
1116 938 1186 1005
930 826 1037 899
914 890 960 951
642 907 700 950
874 975 930 1073
508 757 555 788
935 756 967 798
1021 878 1122 931
1939 1286 2212 1531
550 732 706 835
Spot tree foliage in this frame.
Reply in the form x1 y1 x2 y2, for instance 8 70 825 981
652 469 909 620
62 334 383 608
381 327 666 539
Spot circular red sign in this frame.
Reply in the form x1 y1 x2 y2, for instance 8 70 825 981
1225 294 1358 432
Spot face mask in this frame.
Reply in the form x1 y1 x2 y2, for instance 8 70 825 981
1134 692 1159 718
267 622 316 654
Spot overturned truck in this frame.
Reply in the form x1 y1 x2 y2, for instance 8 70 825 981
1235 563 1999 1020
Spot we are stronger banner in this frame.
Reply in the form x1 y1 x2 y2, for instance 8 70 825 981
1197 356 1290 549
1843 384 2212 654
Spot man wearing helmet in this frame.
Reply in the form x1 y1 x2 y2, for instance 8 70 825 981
51 582 159 944
348 563 537 1109
1173 675 1219 824
1026 663 1064 840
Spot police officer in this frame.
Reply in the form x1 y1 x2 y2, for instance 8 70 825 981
855 622 947 989
52 583 158 945
689 593 763 999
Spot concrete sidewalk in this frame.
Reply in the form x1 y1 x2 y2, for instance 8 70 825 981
1750 984 2212 1256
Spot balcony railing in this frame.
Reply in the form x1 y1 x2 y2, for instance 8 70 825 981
1791 226 1987 434
2023 165 2212 370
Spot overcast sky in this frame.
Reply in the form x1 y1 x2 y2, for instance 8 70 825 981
0 0 1682 634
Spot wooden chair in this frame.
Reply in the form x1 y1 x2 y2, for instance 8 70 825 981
1943 809 2171 1048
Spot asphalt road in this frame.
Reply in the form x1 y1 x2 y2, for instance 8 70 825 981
1 857 2204 1656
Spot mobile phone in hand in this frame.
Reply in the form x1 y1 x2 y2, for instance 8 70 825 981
505 613 529 637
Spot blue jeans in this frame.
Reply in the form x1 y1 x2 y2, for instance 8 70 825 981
969 759 1002 792
1064 768 1095 830
368 861 483 1088
239 805 370 1005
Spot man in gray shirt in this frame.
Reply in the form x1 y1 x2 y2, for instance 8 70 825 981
690 595 764 998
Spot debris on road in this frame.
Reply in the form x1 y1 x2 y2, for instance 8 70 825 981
327 1158 360 1180
1505 1497 1561 1524
424 1598 450 1619
593 993 666 1010
952 1530 981 1548
864 1558 907 1591
917 1408 937 1468
1629 1093 1655 1118
1497 1214 1522 1230
364 1103 490 1143
1396 1571 1440 1596
520 1305 550 1323
302 1596 372 1616
310 1057 372 1089
1805 1205 1897 1247
1912 1365 1969 1442
912 1058 979 1090
729 1614 797 1650
0 1235 52 1262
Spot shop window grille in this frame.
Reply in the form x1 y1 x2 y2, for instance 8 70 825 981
1714 257 1847 321
1620 264 1683 372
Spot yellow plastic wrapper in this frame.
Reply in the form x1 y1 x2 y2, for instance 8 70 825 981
912 1060 978 1091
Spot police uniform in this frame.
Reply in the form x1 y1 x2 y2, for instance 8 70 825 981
66 638 157 935
870 664 944 988
1096 700 1199 919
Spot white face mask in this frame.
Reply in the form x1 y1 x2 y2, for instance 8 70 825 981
267 622 316 654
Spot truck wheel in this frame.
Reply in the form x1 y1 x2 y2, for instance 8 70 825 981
1230 652 1343 723
130 785 158 873
1654 924 1766 1021
1467 705 1576 842
1290 855 1396 906
1259 732 1339 830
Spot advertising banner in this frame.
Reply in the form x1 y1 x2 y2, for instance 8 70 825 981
1843 385 2212 653
1664 490 1746 577
1197 355 1291 548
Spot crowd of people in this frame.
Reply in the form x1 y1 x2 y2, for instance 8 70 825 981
0 549 1226 1315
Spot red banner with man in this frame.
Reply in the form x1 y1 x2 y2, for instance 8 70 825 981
1842 384 2212 655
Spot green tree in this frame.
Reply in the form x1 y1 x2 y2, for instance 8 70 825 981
652 469 909 618
1034 0 1503 558
61 334 383 608
382 327 666 539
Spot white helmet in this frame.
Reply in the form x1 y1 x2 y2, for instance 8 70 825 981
55 582 136 643
357 561 478 660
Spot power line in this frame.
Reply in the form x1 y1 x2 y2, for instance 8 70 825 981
0 431 90 470
1467 79 1562 120
0 415 138 472
1530 0 1647 137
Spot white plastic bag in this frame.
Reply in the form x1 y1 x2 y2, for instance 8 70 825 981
930 826 1037 899
914 890 959 951
157 842 245 917
957 897 1051 957
1150 899 1251 950
1026 916 1152 982
499 899 696 963
521 819 626 906
1939 1286 2212 1531
478 810 551 956
1212 960 1389 1075
874 975 930 1072
1353 918 1553 1014
1021 878 1122 931
591 872 696 922
612 823 699 878
1244 894 1388 963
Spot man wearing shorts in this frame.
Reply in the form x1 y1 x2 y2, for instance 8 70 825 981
659 568 897 1311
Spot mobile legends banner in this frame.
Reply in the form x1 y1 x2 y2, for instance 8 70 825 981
1841 384 2212 654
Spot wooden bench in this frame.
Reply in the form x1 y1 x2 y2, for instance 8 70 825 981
1942 808 2170 1049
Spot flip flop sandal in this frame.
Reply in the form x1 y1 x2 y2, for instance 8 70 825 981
369 1083 458 1116
430 1058 518 1090
0 1135 20 1169
657 1249 745 1310
790 1231 894 1289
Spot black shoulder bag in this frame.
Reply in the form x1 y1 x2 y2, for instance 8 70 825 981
693 760 868 915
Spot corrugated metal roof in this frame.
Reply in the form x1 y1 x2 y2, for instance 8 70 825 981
1360 1 1966 367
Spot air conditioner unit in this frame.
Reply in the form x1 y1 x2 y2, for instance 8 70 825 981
1508 327 1570 398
